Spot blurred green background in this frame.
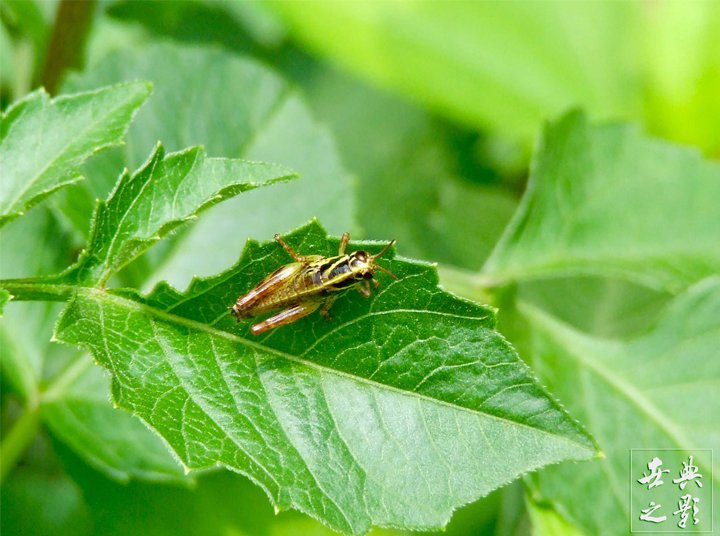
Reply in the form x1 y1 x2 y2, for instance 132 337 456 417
1 1 718 535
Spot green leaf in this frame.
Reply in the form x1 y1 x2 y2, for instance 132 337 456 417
105 0 281 55
520 277 720 535
59 448 386 536
67 143 296 286
0 82 151 227
41 360 186 483
55 220 597 535
61 43 354 287
484 111 720 292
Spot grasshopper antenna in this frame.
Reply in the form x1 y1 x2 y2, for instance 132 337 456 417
375 263 398 280
370 239 396 260
371 240 398 280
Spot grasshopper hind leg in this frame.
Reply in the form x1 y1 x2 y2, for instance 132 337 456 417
250 301 322 335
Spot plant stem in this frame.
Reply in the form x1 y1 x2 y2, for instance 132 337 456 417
0 278 74 302
437 265 503 305
40 0 97 93
0 404 40 483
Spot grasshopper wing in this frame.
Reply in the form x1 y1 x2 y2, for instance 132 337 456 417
232 263 303 314
231 260 314 317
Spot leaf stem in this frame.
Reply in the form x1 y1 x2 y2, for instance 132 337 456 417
0 404 40 483
0 278 75 302
437 265 504 304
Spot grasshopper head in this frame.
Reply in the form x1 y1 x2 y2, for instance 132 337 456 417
348 240 397 281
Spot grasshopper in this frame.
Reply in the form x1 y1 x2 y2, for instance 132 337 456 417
231 232 396 335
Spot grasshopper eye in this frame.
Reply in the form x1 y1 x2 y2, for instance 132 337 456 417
354 251 368 262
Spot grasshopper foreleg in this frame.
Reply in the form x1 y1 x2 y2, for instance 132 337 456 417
356 280 372 298
319 296 338 320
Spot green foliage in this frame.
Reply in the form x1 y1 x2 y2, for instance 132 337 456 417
0 82 150 227
269 1 639 141
66 143 295 286
291 65 519 270
0 207 188 486
41 362 190 483
54 221 596 535
0 288 9 314
2 3 718 536
484 111 720 292
61 44 354 288
523 278 720 535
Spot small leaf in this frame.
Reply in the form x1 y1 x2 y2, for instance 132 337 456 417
55 221 597 535
67 143 297 285
0 82 151 227
484 111 720 291
61 43 354 287
521 277 720 535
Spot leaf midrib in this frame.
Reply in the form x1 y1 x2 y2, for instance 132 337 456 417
78 288 596 453
97 148 165 281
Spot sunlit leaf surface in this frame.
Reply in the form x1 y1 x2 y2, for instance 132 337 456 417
55 221 597 535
